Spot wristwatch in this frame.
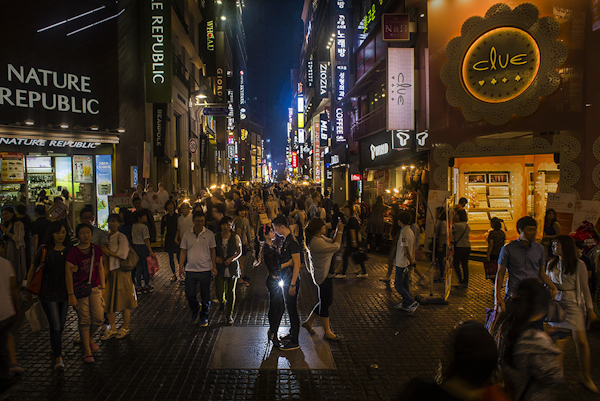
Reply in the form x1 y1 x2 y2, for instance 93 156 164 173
290 284 296 287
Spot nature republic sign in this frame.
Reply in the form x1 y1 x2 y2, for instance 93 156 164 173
441 3 567 125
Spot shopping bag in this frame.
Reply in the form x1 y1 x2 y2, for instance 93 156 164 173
25 302 47 332
483 260 498 281
147 255 160 278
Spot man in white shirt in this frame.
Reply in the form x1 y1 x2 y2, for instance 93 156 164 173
393 212 419 314
179 212 216 327
145 184 157 205
156 182 170 207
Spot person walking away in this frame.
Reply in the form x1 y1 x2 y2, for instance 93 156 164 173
179 212 217 327
453 209 471 287
214 217 242 325
65 223 105 364
366 196 386 252
542 209 561 260
161 200 179 282
1 207 26 289
272 216 302 351
495 216 558 313
0 239 18 395
27 221 71 370
485 217 506 281
335 205 367 278
31 205 51 252
393 212 419 314
303 218 344 341
546 235 597 392
101 214 138 340
233 205 252 285
131 211 155 294
434 207 448 283
497 279 563 401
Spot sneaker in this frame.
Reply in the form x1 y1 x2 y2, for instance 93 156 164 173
9 364 24 374
408 301 419 314
279 341 300 351
116 328 130 339
101 329 118 341
170 275 177 282
393 304 410 311
334 274 346 279
267 330 281 348
280 333 292 344
54 359 65 371
379 278 391 283
199 319 209 327
356 273 369 278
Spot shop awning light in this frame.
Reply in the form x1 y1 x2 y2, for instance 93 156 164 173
173 156 179 168
90 125 99 131
217 0 222 3
402 166 407 170
410 165 415 169
331 33 335 37
190 161 195 171
24 119 34 126
420 13 425 18
117 127 125 133
60 123 69 129
393 188 399 193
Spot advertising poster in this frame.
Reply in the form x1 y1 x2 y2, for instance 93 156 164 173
73 156 93 183
95 155 112 230
55 157 73 195
546 192 576 235
0 153 24 183
108 195 133 212
423 189 451 251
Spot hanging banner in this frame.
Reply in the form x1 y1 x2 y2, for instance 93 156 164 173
215 31 226 103
95 154 112 230
199 133 208 168
144 0 172 103
572 200 600 232
334 1 349 61
199 2 216 76
382 13 410 41
73 155 93 183
387 48 414 131
153 103 167 157
318 61 329 99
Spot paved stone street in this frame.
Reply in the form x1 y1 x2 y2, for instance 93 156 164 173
8 252 600 400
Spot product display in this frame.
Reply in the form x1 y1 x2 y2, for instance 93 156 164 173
464 171 513 222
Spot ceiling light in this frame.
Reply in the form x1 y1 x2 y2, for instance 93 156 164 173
221 15 226 20
60 123 69 129
117 127 126 133
420 13 425 18
90 125 99 131
196 94 208 99
24 119 34 126
217 0 222 3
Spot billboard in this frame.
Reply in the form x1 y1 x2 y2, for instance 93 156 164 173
387 48 414 131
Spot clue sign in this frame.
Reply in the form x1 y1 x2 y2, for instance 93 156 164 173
387 48 414 131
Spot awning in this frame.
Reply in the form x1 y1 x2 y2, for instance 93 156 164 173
0 126 120 144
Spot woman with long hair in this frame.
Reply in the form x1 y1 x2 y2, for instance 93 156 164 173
303 218 344 340
65 223 105 364
254 224 284 347
101 214 137 340
547 234 597 392
26 221 72 370
498 278 562 400
161 199 179 282
1 207 27 287
215 216 242 325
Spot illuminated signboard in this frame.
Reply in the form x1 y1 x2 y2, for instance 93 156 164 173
441 3 567 125
387 48 414 131
298 128 305 144
359 0 394 35
320 113 328 147
227 89 235 131
298 97 304 113
335 3 348 61
307 57 314 87
391 130 411 150
298 112 304 128
382 14 410 41
318 62 329 99
145 0 172 103
292 151 298 168
336 65 347 101
314 143 321 182
335 107 345 143
351 174 361 181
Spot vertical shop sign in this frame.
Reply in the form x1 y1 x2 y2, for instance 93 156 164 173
307 56 314 87
318 62 329 99
199 133 208 168
336 65 348 101
334 1 349 61
144 0 172 103
199 2 216 75
153 103 167 157
387 48 414 131
73 156 93 183
95 155 113 230
320 113 329 147
131 166 138 188
382 14 410 41
314 144 321 183
292 151 298 168
215 32 226 103
334 107 346 143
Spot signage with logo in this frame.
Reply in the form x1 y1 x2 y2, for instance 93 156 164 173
153 103 167 157
334 107 346 143
331 154 340 165
298 128 305 144
227 144 235 158
239 70 246 107
0 137 99 149
307 57 314 87
144 0 172 103
334 1 348 61
360 130 395 168
440 3 567 125
387 48 414 131
351 174 361 181
318 62 329 99
336 65 347 101
95 154 112 229
199 3 216 75
215 32 226 103
391 130 412 150
199 133 208 167
131 166 138 188
370 142 389 160
314 143 321 182
188 138 198 153
320 113 328 147
202 107 228 116
382 14 410 41
0 1 120 130
292 151 298 168
358 0 394 36
73 155 93 183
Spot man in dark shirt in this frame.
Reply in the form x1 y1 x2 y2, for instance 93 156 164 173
31 205 51 251
133 197 156 242
272 216 301 351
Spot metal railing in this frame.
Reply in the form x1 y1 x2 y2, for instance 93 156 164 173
350 105 386 140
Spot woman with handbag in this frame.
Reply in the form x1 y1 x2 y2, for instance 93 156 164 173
101 214 138 340
26 221 71 370
546 235 598 392
65 223 105 364
303 218 344 341
132 210 155 294
335 205 367 279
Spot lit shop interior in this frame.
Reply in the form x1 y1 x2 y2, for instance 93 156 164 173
0 150 113 229
362 158 429 205
453 154 559 251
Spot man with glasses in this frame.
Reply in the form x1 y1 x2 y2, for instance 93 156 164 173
495 216 558 312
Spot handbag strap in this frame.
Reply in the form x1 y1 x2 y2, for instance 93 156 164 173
87 246 95 284
37 247 47 271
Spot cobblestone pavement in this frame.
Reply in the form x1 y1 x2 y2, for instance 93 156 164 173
8 251 600 400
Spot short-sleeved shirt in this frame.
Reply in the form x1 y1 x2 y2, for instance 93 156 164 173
396 225 415 268
488 229 506 257
181 227 216 272
67 244 104 289
0 257 15 321
35 246 70 302
280 234 300 266
31 217 51 246
498 239 545 297
344 216 360 246
132 223 150 245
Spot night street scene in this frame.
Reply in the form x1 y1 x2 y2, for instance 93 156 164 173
1 0 600 400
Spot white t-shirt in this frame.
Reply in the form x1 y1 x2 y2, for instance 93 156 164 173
181 227 216 272
0 257 15 321
156 189 170 208
108 232 130 271
395 225 415 268
178 214 194 240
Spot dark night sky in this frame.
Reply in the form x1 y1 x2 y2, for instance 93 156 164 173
243 0 304 167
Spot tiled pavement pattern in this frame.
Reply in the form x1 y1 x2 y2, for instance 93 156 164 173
8 251 600 400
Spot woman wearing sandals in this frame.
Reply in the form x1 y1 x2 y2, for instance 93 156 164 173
302 217 344 341
101 214 138 341
26 221 72 370
65 223 105 364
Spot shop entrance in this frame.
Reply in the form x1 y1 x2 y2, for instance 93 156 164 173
453 154 559 252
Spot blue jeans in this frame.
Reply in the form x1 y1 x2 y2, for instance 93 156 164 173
40 300 68 358
395 266 414 307
185 271 212 321
133 244 150 288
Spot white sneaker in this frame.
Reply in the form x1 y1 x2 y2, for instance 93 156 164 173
356 273 369 278
408 301 419 314
393 304 410 311
334 274 346 279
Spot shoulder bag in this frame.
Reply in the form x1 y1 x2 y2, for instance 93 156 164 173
73 247 95 299
26 248 47 296
118 235 139 271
